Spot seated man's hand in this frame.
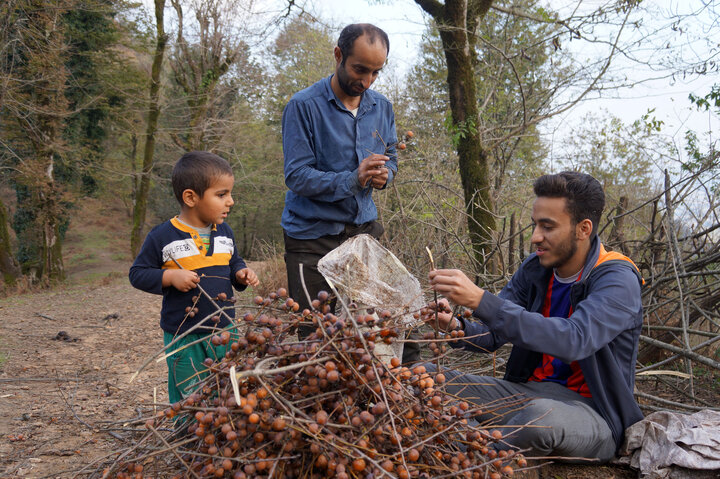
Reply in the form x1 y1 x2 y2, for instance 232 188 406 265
165 269 199 292
358 154 388 187
423 298 457 331
429 269 484 310
236 267 260 287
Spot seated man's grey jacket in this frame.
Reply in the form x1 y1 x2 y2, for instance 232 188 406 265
457 236 644 451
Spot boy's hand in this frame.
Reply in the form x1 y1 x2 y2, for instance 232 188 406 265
163 269 199 292
236 268 259 287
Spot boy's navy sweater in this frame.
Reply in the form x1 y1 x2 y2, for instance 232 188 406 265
129 217 247 336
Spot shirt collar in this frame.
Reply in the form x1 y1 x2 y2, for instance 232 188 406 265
323 74 376 114
171 216 217 234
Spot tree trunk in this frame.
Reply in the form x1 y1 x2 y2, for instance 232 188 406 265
415 0 496 265
508 212 516 275
608 195 628 254
131 0 167 257
0 197 21 285
32 151 66 282
11 1 69 283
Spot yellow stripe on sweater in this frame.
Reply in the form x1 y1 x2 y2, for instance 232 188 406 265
162 253 233 271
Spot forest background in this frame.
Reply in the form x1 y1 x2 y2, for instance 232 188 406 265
1 0 719 412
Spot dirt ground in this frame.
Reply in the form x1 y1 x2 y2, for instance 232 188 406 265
0 278 167 477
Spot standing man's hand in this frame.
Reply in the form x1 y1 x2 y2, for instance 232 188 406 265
358 154 388 188
429 269 485 310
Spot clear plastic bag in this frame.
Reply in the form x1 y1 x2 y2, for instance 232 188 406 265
318 234 424 362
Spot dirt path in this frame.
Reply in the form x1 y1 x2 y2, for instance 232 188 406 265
0 278 167 478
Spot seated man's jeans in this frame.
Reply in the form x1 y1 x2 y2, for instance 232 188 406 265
424 363 616 462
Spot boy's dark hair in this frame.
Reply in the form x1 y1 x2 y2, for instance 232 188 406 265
172 151 233 205
337 23 389 64
533 171 605 236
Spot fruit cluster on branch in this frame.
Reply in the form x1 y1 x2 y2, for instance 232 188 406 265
99 289 527 479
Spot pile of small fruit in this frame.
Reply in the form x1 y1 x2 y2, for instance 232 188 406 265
98 289 527 479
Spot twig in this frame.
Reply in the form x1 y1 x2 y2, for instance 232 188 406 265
147 424 201 479
425 246 442 377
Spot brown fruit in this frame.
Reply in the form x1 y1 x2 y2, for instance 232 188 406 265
316 410 329 425
352 459 366 472
316 454 328 469
272 418 286 431
408 449 420 461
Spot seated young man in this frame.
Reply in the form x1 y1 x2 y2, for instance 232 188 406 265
427 172 644 462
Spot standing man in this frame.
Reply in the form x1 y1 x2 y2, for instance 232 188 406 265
428 172 644 461
281 24 397 337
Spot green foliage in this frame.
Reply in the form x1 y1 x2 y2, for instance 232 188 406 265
554 109 667 238
268 14 336 121
0 0 144 282
385 0 563 271
689 85 720 111
62 0 131 195
684 85 719 177
444 115 478 149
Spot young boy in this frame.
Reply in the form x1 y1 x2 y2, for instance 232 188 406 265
129 151 259 404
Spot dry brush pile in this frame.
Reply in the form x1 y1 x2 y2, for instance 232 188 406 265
81 289 531 479
606 171 720 411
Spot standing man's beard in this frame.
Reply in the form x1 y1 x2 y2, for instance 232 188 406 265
336 62 364 97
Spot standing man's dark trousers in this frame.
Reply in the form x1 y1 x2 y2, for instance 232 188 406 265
284 220 420 364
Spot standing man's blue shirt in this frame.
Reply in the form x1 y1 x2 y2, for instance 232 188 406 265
281 75 398 240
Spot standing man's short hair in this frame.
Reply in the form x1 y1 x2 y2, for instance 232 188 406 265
337 23 390 63
533 171 605 236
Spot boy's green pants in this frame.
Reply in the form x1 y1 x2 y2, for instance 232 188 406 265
163 332 232 404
